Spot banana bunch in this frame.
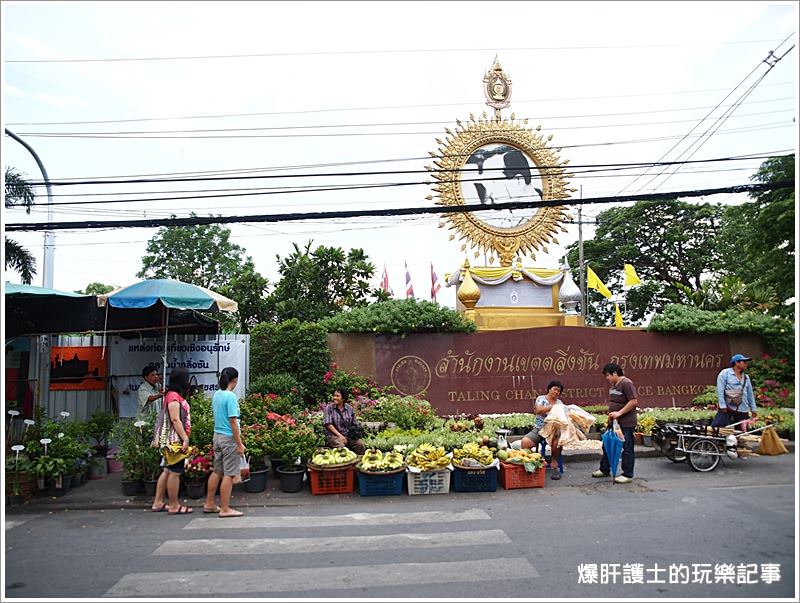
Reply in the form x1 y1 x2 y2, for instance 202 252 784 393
406 443 451 471
311 447 357 467
452 442 495 467
357 448 405 472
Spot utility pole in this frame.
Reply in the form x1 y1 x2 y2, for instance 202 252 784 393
578 185 586 320
5 129 55 288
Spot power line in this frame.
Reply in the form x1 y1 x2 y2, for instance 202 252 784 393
6 181 792 232
17 163 782 209
17 152 789 189
618 34 795 195
10 102 793 136
6 81 792 126
647 45 795 192
6 39 785 63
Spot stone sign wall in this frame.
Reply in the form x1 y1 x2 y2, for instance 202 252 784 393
341 327 744 414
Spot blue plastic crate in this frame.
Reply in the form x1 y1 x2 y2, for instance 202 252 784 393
356 470 404 496
452 466 498 492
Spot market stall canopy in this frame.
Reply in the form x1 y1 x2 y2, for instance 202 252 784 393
5 282 87 298
4 282 219 338
96 279 238 385
97 279 237 312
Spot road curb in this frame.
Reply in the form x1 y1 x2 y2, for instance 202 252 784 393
7 443 792 513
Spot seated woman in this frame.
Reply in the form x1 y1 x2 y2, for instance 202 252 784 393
323 388 366 455
520 380 565 480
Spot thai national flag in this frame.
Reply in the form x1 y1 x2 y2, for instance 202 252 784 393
405 261 415 299
430 263 442 300
380 265 393 296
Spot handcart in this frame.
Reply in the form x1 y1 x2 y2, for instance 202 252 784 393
650 419 774 472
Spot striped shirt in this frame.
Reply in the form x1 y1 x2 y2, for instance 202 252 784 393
323 402 357 437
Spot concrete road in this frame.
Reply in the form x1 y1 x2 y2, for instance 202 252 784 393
4 454 796 599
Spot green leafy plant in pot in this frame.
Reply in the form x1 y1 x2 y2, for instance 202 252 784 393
86 409 116 458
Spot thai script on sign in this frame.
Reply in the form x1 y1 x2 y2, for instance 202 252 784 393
166 342 232 353
435 347 600 378
167 357 210 370
609 353 724 371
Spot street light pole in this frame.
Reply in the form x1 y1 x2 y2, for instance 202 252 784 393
5 128 55 288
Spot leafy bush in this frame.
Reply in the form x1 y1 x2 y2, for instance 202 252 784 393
648 304 794 360
187 392 214 451
323 365 386 402
250 319 330 402
748 354 794 385
356 394 438 430
241 393 305 423
248 372 306 406
319 298 476 334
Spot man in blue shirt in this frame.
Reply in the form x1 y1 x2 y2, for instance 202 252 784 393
711 354 757 428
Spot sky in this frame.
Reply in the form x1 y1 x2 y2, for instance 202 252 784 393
2 1 797 310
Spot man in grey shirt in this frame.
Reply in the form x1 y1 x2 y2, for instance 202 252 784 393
137 365 163 419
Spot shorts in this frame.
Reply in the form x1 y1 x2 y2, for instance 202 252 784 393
166 459 185 474
523 426 544 446
213 433 241 477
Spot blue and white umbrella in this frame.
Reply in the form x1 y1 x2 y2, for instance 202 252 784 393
98 279 237 385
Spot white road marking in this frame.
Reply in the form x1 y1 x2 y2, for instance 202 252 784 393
5 516 39 530
105 558 538 596
155 528 510 555
184 508 490 529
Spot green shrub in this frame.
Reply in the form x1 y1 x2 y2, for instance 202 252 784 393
250 319 330 402
241 392 305 420
319 298 476 334
648 304 794 360
187 392 214 451
356 394 438 430
324 366 387 402
248 372 306 406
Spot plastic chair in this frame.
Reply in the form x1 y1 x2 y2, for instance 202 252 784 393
540 440 564 474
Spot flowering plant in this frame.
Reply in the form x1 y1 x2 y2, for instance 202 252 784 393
267 422 321 466
184 446 213 479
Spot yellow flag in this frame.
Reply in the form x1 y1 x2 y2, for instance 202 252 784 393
587 266 612 299
615 303 624 328
624 264 641 287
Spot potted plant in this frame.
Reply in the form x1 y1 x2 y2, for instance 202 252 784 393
270 422 321 493
183 446 213 499
86 409 116 476
112 419 146 495
241 424 271 493
6 448 35 504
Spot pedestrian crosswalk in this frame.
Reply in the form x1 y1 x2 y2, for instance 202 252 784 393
105 507 539 597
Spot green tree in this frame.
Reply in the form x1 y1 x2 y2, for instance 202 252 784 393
4 167 37 284
138 218 269 332
266 241 379 323
79 282 117 295
717 154 794 314
565 200 725 324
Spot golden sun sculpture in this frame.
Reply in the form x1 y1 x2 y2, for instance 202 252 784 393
427 60 575 267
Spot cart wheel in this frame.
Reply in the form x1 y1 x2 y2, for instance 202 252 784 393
687 438 720 472
665 447 687 463
662 442 687 463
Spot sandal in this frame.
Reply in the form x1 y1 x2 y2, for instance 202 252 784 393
168 505 194 515
218 509 244 518
550 472 562 480
203 505 221 514
151 504 167 512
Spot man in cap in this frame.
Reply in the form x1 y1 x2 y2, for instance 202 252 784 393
711 354 757 428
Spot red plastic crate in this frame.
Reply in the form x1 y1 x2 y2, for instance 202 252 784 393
498 462 545 489
307 466 355 495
